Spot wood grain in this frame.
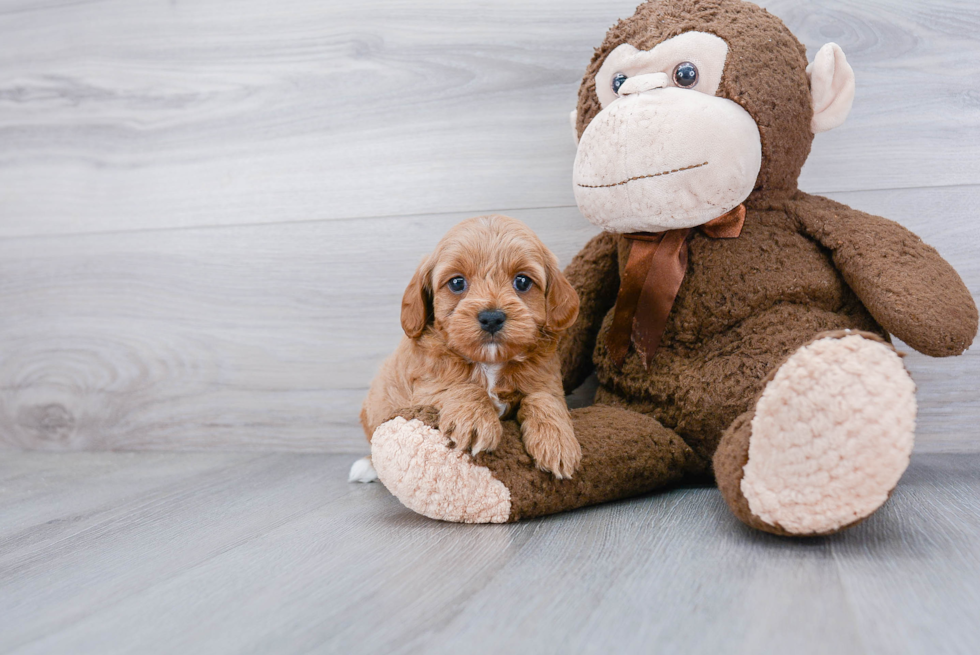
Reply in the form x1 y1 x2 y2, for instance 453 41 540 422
0 206 599 452
0 452 977 654
0 0 977 453
831 454 980 653
0 186 975 453
0 0 978 237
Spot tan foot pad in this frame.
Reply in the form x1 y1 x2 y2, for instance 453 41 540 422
371 417 512 523
742 334 916 535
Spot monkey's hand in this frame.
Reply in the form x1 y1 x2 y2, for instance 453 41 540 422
560 231 621 391
788 191 977 357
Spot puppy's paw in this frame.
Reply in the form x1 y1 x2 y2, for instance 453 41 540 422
521 416 582 479
439 402 503 455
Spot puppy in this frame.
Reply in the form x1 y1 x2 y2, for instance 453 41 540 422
358 215 582 479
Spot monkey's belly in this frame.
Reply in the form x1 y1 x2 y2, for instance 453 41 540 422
591 302 884 461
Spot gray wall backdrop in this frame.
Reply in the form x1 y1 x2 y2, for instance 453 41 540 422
0 0 977 453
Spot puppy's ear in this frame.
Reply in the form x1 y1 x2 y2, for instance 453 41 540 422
545 257 579 332
401 255 434 339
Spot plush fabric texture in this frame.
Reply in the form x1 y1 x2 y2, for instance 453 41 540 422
371 411 512 524
478 405 701 520
741 333 915 535
372 405 702 522
370 0 977 534
575 0 813 204
560 232 621 392
712 331 913 536
605 205 745 367
578 203 890 463
573 84 762 232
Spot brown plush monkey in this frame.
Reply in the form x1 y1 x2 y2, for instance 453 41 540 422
367 0 977 536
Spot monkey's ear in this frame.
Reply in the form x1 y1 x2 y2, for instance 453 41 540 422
545 258 580 332
400 255 433 339
807 43 855 134
569 109 580 145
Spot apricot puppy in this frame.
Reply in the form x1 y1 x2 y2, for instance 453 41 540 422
360 215 582 478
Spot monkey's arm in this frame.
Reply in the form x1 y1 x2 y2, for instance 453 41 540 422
788 192 978 357
560 231 621 391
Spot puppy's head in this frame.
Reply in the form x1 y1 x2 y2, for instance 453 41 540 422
401 215 579 364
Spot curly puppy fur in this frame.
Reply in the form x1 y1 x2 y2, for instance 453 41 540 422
361 215 583 478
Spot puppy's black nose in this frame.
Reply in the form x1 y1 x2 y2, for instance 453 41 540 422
478 309 506 334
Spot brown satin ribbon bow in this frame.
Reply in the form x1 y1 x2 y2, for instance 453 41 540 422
607 204 746 368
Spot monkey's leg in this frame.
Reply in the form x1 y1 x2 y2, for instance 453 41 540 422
369 405 703 523
714 331 916 536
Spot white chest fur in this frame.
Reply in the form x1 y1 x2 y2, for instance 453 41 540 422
479 363 509 418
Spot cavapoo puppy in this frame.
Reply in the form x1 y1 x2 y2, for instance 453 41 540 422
356 214 582 480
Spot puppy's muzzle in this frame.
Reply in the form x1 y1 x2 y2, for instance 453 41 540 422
478 309 506 335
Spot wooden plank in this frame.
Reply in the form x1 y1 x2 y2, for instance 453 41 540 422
0 206 597 452
831 453 980 653
2 452 977 654
0 186 976 453
1 0 978 238
0 453 349 652
0 452 259 553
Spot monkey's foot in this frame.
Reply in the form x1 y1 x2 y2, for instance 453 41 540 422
715 332 916 536
371 405 701 523
371 414 512 523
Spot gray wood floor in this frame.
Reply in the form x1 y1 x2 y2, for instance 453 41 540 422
0 451 977 655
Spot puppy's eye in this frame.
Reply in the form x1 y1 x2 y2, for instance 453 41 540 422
673 62 698 88
611 72 628 94
447 276 467 294
513 274 532 293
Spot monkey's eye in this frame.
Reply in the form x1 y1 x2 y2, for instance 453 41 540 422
513 274 532 293
673 62 698 88
447 276 467 294
611 72 628 95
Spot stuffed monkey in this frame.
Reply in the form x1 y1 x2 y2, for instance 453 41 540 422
368 0 977 536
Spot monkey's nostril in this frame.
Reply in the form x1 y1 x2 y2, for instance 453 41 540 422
477 310 507 334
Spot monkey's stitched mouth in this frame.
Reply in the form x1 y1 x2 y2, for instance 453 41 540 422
576 161 708 189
